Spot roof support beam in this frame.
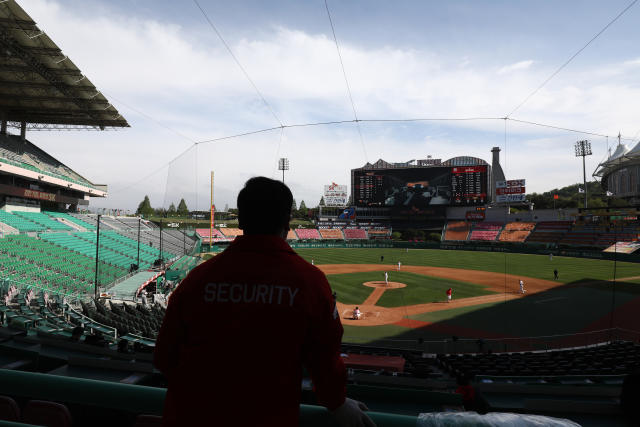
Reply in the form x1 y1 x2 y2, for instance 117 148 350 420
0 79 96 91
0 93 109 104
0 63 82 76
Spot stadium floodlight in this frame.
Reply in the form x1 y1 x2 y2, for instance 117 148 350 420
574 140 592 209
278 157 289 183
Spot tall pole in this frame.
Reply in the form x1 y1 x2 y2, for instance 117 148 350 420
137 217 141 269
159 218 163 267
278 158 289 184
582 154 587 209
574 140 592 210
94 214 101 300
210 171 214 252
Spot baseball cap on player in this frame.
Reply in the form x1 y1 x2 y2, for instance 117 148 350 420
238 176 293 235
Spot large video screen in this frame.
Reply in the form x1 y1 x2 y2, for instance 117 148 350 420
353 165 487 209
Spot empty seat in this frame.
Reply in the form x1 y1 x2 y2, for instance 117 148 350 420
0 395 20 422
22 400 72 427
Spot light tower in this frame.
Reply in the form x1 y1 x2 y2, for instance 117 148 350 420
278 158 289 183
574 140 592 209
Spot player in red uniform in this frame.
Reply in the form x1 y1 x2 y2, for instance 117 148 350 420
446 287 452 302
154 177 374 427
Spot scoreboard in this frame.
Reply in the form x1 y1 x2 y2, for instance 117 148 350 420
354 172 385 206
450 166 487 206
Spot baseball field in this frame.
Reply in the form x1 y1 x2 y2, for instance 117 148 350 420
295 248 640 349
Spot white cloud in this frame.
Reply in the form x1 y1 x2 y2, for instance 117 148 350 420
20 1 640 211
498 60 534 75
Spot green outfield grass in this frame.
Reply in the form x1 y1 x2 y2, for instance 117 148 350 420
297 248 639 282
326 271 494 307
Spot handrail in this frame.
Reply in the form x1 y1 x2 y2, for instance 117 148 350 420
0 369 418 426
65 304 118 340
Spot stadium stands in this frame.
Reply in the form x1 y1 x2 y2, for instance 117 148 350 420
295 228 321 240
195 228 226 240
595 225 640 247
44 211 96 231
318 228 344 239
0 234 129 293
526 221 571 244
12 211 72 231
366 229 391 239
469 222 503 241
559 224 600 247
343 228 367 239
444 221 471 241
0 210 46 232
499 222 536 242
0 134 97 189
220 228 243 238
82 299 165 339
286 229 298 240
437 341 639 378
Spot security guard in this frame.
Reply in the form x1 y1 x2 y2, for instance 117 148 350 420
155 177 374 427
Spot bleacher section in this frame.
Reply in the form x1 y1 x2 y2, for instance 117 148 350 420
469 222 503 241
71 214 193 256
366 229 391 239
286 229 298 240
0 134 96 189
318 228 344 240
343 228 367 239
559 224 600 247
13 211 72 231
437 341 639 378
595 225 640 247
44 211 96 230
220 228 243 238
0 210 46 232
295 228 321 240
444 221 471 241
83 299 165 339
40 231 167 272
196 228 226 241
526 221 572 244
499 222 536 242
0 235 126 294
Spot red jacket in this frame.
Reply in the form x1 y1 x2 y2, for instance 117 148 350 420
154 235 346 426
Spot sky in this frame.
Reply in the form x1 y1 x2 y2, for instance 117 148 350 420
17 0 640 212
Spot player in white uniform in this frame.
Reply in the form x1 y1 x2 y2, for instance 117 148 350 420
397 261 401 271
519 280 525 294
384 271 389 286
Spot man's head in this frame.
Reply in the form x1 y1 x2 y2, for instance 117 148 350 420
238 177 293 236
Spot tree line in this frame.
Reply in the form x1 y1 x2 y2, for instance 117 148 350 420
136 196 189 217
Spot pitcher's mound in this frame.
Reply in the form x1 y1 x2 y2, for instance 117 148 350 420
363 281 406 289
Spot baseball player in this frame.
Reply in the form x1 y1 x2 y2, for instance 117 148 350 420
519 279 525 294
446 287 452 302
384 271 389 286
397 261 401 271
155 177 374 427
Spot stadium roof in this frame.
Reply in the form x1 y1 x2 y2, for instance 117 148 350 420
0 1 128 130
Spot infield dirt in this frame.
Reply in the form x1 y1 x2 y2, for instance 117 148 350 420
319 264 561 327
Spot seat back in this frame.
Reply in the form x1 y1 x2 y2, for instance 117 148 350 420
22 400 72 427
0 395 20 422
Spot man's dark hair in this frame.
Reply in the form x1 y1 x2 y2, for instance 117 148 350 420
238 177 293 235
